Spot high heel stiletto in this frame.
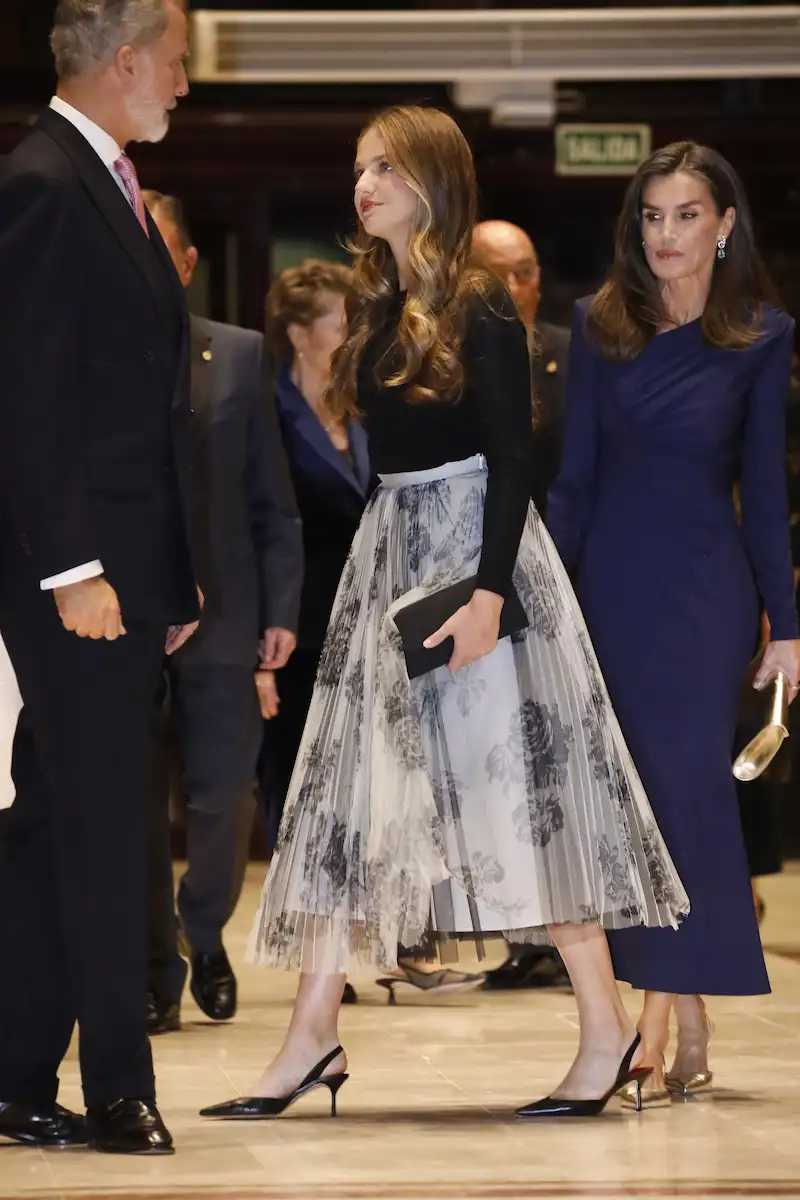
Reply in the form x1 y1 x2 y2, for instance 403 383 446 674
376 963 485 1005
199 1046 349 1120
619 1056 672 1110
665 1015 715 1096
515 1033 652 1119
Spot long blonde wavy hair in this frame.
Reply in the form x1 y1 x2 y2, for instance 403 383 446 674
326 105 495 419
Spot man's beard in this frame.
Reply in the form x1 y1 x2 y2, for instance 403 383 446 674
125 58 171 144
130 105 169 144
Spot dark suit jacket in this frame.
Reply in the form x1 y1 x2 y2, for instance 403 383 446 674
531 320 571 520
177 317 303 668
0 109 196 624
274 364 372 649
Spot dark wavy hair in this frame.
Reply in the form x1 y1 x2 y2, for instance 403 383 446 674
588 141 779 362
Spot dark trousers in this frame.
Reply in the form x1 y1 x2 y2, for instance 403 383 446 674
0 571 165 1107
257 645 320 853
147 659 261 1005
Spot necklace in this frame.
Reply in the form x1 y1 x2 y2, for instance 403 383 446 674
291 361 343 436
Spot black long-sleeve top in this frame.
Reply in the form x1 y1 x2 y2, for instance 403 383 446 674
357 285 533 597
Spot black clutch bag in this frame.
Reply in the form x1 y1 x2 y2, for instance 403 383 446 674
393 576 529 680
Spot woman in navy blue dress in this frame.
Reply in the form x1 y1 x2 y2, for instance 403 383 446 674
548 141 800 1102
257 261 372 850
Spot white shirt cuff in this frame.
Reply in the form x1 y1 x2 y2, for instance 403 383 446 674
40 560 104 590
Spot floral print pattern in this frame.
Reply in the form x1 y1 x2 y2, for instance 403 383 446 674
248 458 689 973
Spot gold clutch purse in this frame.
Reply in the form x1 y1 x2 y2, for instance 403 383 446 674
732 671 790 782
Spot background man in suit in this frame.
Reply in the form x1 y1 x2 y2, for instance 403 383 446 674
472 219 571 993
0 0 197 1155
142 191 304 1034
472 220 571 518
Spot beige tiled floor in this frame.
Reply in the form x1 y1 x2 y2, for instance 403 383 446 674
4 866 800 1199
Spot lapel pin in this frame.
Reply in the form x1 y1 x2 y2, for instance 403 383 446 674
546 360 557 374
202 349 212 362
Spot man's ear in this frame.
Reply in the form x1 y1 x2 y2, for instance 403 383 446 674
181 245 199 288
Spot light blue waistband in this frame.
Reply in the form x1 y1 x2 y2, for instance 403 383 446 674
378 454 486 488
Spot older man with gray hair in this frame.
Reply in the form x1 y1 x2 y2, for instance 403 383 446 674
0 0 194 1155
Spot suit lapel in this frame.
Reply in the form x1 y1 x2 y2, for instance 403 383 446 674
189 318 214 420
37 109 171 321
537 325 560 381
149 208 190 317
147 208 191 414
275 368 366 498
186 318 214 590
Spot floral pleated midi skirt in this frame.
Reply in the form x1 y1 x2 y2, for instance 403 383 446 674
249 455 689 973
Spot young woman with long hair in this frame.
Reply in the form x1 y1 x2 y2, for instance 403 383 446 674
201 106 688 1121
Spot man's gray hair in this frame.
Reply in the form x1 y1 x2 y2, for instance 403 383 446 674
51 0 171 80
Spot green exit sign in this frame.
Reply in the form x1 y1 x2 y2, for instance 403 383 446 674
555 124 652 177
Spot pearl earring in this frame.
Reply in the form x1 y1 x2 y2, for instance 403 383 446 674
717 237 727 260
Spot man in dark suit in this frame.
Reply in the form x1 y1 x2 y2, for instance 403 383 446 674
472 220 570 518
142 191 303 1034
473 220 571 992
0 0 198 1154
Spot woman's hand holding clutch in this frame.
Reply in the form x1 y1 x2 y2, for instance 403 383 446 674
753 639 800 703
423 588 503 672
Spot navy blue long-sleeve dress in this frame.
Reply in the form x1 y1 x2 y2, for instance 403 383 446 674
547 299 797 995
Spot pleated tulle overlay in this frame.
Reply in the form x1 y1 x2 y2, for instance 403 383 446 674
249 456 689 973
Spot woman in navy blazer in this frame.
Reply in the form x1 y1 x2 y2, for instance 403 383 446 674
258 262 373 848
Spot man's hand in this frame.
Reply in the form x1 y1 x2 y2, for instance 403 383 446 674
165 586 204 656
54 577 125 641
165 620 200 655
259 627 297 671
255 669 280 719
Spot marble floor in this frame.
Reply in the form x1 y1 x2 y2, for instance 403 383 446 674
4 866 800 1200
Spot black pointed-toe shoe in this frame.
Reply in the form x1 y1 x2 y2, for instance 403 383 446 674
515 1034 652 1119
200 1046 349 1120
0 1102 88 1147
190 949 237 1021
86 1099 174 1155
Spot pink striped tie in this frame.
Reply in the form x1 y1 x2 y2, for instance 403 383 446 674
114 153 149 238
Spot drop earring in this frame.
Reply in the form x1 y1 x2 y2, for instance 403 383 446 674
716 237 727 260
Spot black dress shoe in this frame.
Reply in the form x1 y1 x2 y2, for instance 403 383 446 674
0 1101 87 1147
147 991 181 1036
190 949 237 1021
342 982 358 1004
484 949 571 992
86 1099 173 1155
